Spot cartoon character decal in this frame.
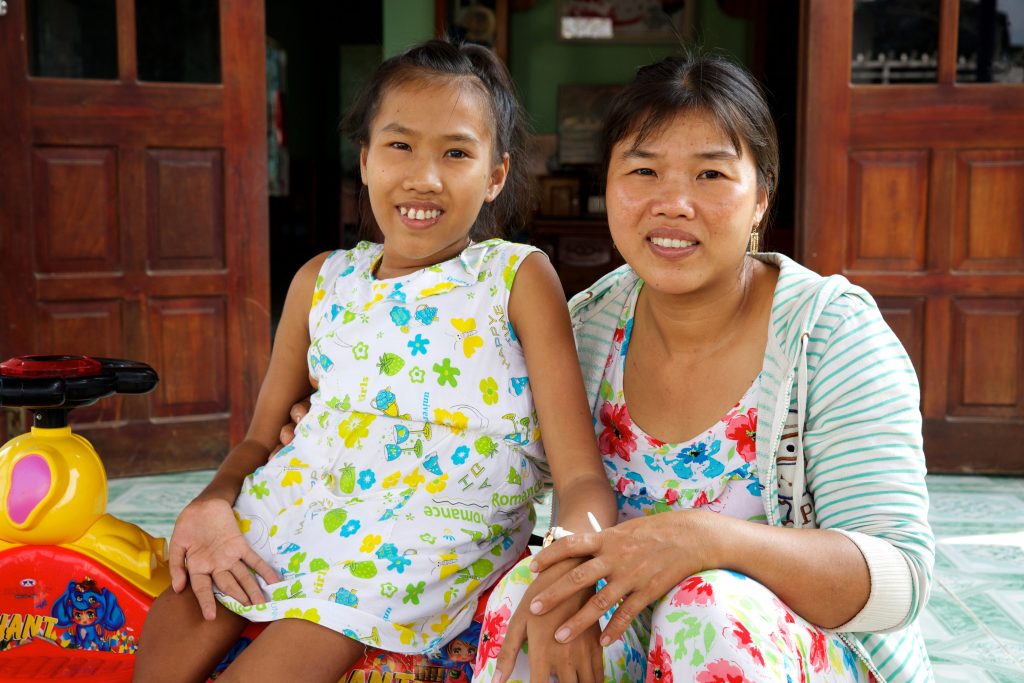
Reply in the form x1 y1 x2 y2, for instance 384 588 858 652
426 619 482 681
51 578 127 651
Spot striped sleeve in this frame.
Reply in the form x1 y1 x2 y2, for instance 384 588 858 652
801 294 934 633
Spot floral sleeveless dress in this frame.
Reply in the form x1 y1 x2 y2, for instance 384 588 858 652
474 280 871 682
219 239 544 654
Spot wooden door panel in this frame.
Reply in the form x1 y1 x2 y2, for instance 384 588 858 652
146 148 226 272
148 297 229 418
846 150 929 271
32 146 121 273
948 298 1023 417
800 0 1024 472
954 150 1024 271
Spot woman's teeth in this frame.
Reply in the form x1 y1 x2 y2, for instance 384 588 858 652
650 236 697 248
400 207 442 220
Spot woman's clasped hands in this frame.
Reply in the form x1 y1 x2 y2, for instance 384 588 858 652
493 510 716 683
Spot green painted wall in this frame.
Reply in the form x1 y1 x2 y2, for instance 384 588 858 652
509 0 751 133
383 0 434 58
379 0 751 132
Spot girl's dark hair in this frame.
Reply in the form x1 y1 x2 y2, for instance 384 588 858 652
341 39 533 240
601 51 779 224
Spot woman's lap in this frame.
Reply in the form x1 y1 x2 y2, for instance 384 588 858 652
474 559 872 683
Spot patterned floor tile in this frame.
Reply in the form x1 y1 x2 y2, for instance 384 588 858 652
937 542 1024 576
929 661 1004 682
928 631 1024 678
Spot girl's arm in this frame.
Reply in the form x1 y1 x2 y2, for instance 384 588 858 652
194 252 330 502
507 252 616 534
168 251 332 619
494 252 615 682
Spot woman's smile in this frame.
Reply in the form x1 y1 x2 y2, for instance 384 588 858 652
646 229 700 258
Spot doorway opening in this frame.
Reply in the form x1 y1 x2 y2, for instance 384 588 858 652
265 1 383 329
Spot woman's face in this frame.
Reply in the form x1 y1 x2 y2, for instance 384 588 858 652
605 109 767 296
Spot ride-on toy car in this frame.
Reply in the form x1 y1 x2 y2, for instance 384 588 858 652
0 356 492 682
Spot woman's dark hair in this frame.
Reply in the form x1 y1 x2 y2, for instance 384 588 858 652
601 51 779 225
341 39 533 240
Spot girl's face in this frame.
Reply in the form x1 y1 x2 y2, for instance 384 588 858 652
360 77 509 279
605 109 767 296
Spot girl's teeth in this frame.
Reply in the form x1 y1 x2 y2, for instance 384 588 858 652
650 237 697 248
399 207 441 220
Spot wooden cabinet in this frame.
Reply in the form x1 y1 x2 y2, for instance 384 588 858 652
529 218 624 298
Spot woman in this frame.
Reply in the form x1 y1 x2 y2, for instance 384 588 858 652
472 53 934 682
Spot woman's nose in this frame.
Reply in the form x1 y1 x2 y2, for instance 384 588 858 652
650 184 695 218
403 158 443 194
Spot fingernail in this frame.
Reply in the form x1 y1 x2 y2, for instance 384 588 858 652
600 635 611 646
529 599 542 614
528 560 538 572
554 627 571 642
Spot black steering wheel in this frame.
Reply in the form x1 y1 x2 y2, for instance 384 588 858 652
0 355 159 428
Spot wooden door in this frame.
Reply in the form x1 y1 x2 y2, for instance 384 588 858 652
798 0 1024 472
0 0 270 475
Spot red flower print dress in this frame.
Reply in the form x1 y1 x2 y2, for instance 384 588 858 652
473 282 873 683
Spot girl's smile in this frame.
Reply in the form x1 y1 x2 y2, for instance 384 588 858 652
397 202 444 227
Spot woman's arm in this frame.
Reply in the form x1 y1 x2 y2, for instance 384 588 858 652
168 251 332 618
788 294 933 631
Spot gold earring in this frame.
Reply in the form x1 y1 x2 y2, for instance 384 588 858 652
748 227 760 255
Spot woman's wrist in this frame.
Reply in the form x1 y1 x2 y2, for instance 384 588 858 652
675 508 726 572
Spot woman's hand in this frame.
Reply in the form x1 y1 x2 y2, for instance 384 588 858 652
526 510 717 647
493 558 604 683
168 496 280 620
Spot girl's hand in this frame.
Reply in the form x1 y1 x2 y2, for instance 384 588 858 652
168 496 280 620
493 558 604 683
526 511 717 646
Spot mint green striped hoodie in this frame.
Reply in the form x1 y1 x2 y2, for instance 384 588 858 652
567 253 935 682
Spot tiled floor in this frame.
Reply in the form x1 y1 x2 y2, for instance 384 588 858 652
108 472 1024 681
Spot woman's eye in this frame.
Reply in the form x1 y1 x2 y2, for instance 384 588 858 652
445 149 468 159
632 168 656 177
699 170 723 180
388 142 411 151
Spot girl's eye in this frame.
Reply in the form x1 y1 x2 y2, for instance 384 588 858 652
698 170 723 180
632 168 656 177
445 149 468 159
388 142 411 151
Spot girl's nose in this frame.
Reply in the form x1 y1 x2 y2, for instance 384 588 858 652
403 159 443 194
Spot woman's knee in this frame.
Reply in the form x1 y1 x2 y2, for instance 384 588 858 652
483 555 536 608
652 569 779 627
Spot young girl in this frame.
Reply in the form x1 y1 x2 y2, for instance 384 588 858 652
134 40 615 683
